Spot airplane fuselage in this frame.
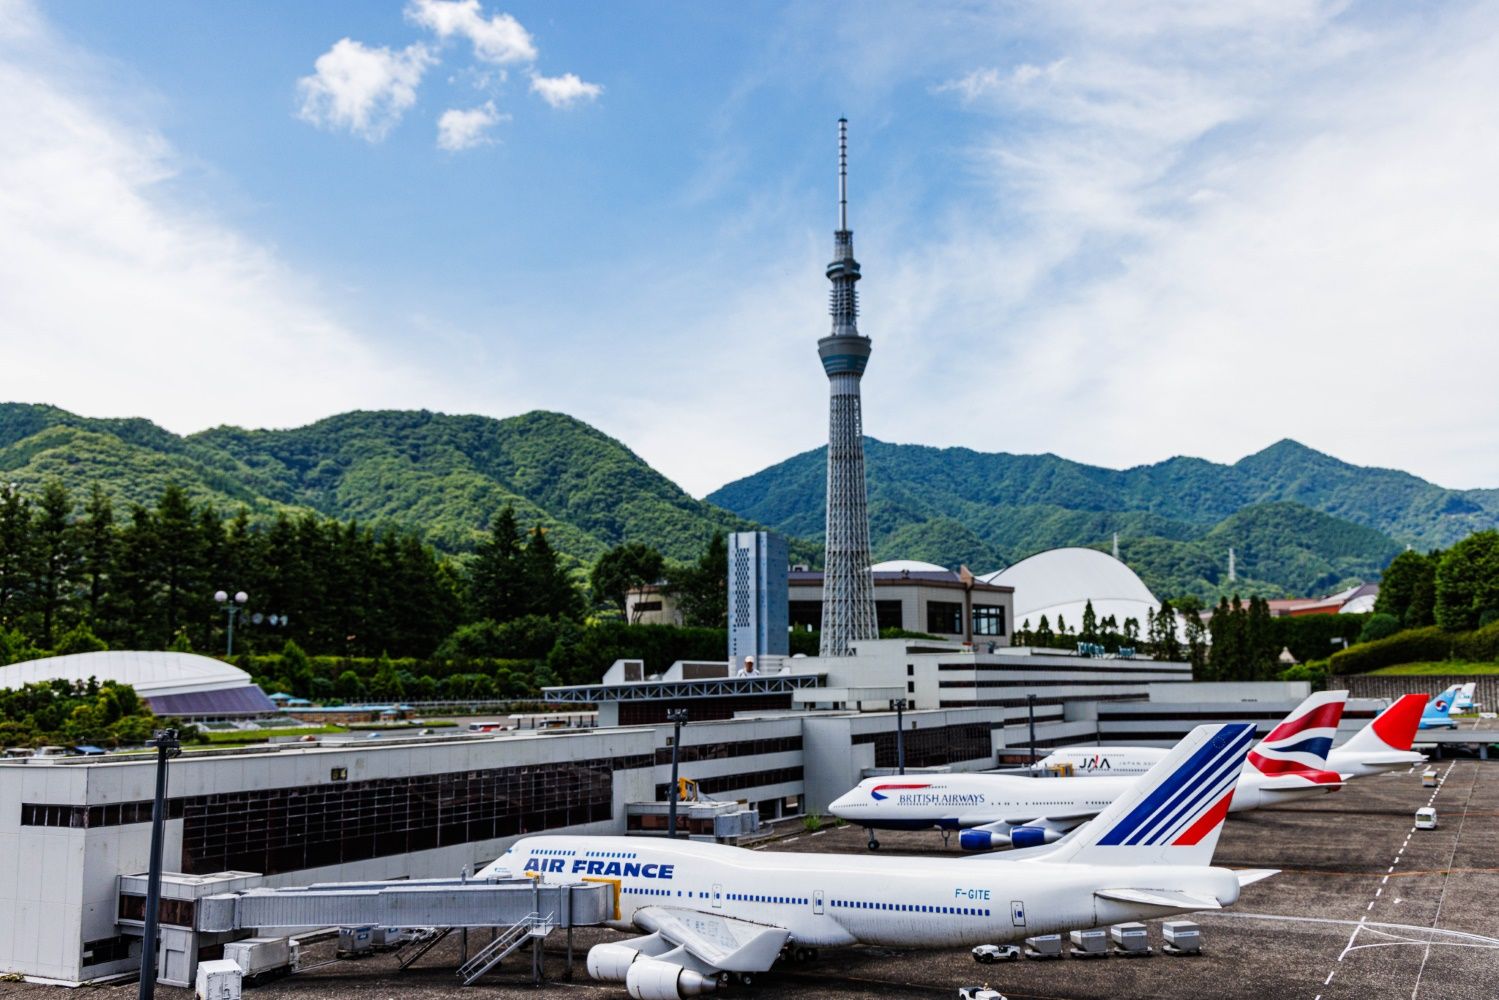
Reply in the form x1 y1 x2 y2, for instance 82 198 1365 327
484 834 1242 949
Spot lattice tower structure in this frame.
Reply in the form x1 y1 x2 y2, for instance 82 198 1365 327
816 118 878 656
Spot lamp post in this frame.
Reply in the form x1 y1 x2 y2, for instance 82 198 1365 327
1027 693 1038 766
213 590 248 656
137 729 181 1000
666 709 689 839
892 698 908 775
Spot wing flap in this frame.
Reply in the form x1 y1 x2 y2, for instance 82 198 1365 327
1095 887 1221 911
632 906 789 973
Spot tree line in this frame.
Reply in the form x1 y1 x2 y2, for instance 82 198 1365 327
0 480 733 687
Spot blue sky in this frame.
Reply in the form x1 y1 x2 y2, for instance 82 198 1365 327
3 0 1498 496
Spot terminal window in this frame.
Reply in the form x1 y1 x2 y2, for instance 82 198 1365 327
972 604 1006 636
176 754 648 876
926 601 963 635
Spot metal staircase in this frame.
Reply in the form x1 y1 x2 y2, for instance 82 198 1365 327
455 912 553 985
395 926 451 971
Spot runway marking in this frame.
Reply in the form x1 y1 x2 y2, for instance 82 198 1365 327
1409 760 1470 1000
1207 912 1499 949
1324 969 1336 985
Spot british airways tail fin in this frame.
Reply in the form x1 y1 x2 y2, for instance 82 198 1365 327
1340 694 1426 753
1047 723 1255 868
1246 690 1346 778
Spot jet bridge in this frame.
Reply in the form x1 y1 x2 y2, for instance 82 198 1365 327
196 875 613 933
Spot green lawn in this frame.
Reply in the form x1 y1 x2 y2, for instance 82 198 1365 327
1368 661 1499 676
201 725 347 744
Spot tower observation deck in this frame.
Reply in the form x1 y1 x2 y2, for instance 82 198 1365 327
816 119 879 656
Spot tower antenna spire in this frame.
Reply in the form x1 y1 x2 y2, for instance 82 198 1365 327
838 117 848 232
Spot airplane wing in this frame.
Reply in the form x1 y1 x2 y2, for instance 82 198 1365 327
632 905 789 973
996 810 1097 828
1095 887 1222 911
1233 869 1280 887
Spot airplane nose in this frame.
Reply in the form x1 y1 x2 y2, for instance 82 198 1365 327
828 790 857 815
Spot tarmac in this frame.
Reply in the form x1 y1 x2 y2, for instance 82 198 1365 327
9 759 1495 1000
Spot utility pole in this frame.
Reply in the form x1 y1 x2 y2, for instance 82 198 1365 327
138 729 181 1000
665 709 688 839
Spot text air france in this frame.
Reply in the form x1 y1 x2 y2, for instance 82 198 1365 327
525 857 675 879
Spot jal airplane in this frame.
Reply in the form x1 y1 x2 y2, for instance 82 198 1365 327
1037 692 1428 780
829 691 1345 851
480 724 1272 999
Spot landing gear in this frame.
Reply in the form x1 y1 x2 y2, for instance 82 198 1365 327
941 830 952 848
866 832 880 850
734 972 756 986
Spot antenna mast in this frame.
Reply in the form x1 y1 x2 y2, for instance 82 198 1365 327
837 117 848 231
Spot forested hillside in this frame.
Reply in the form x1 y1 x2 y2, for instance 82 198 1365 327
0 403 751 564
709 438 1485 598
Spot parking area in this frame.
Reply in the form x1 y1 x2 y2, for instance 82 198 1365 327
7 760 1493 1000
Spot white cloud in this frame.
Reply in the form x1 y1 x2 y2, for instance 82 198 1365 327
879 1 1499 491
406 0 536 65
437 100 505 150
529 71 602 108
296 38 434 141
0 7 443 438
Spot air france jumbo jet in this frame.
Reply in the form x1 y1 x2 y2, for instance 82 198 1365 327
830 691 1345 852
1037 692 1429 780
481 724 1272 999
1419 685 1461 730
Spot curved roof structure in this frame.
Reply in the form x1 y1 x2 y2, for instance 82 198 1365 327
0 651 274 716
870 559 949 573
981 547 1160 631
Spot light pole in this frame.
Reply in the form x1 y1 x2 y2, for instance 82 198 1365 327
1027 693 1038 766
213 590 247 656
138 729 181 1000
892 699 908 775
666 709 689 839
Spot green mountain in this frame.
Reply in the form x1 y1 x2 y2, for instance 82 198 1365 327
0 403 752 565
4 401 1489 600
709 438 1494 598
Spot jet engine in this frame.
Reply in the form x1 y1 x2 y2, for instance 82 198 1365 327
624 958 719 999
1009 826 1063 849
587 943 648 982
958 829 1009 851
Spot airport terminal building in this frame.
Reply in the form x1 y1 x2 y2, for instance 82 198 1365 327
0 633 1386 985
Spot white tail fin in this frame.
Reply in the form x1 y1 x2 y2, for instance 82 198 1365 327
1048 724 1255 868
1340 693 1426 753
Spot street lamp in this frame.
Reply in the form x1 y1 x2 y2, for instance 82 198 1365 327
213 590 248 656
891 699 908 775
138 729 181 1000
666 709 689 839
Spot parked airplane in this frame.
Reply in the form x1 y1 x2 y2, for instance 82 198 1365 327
1420 685 1461 730
1453 682 1478 713
481 724 1271 999
1037 693 1428 780
829 692 1344 851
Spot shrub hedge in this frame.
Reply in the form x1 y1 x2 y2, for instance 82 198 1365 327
1329 621 1499 674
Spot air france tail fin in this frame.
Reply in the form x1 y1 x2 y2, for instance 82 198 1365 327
1246 690 1346 780
1047 723 1255 868
1340 694 1426 753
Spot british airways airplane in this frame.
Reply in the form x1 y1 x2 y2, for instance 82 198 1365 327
829 691 1345 851
1037 691 1429 779
479 724 1272 999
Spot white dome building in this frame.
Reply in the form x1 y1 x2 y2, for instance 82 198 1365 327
869 559 949 574
980 547 1160 633
0 650 276 719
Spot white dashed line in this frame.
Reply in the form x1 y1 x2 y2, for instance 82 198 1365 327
1325 969 1336 985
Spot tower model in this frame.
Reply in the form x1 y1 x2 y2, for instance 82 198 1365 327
817 119 879 656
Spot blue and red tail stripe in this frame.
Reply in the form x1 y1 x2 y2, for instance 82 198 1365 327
1097 724 1255 847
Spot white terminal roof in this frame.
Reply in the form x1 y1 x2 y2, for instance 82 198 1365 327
0 650 253 697
870 559 950 573
980 546 1160 630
